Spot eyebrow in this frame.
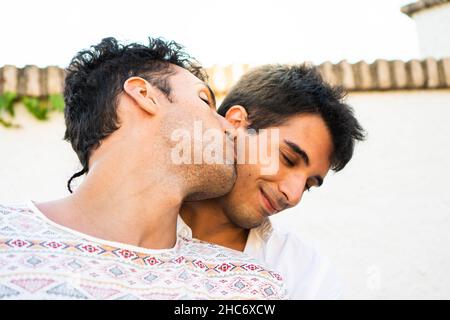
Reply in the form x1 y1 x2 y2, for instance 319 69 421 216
284 139 310 166
284 139 324 187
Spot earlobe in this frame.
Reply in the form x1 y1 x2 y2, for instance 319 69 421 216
225 105 249 129
123 77 158 115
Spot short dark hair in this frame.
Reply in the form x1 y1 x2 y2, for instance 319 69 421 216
64 36 206 192
218 64 365 172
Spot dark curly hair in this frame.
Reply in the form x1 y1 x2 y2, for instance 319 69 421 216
218 64 365 172
64 36 207 192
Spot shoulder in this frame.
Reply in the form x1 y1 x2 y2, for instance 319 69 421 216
0 201 54 239
249 223 344 299
0 202 37 220
181 237 289 299
0 202 31 213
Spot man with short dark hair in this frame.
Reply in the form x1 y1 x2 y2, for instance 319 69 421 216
0 38 288 300
180 64 365 299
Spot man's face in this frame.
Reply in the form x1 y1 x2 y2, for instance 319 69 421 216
220 113 333 229
159 66 236 200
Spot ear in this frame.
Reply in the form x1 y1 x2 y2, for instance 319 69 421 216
224 105 249 129
123 77 159 115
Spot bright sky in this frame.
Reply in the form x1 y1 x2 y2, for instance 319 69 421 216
0 0 419 68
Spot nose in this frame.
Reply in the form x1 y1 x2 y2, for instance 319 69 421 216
279 174 306 207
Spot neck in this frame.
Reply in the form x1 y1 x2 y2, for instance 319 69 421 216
180 198 249 252
37 144 186 250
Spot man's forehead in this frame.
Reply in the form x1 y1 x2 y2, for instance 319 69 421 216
170 64 202 83
279 118 333 166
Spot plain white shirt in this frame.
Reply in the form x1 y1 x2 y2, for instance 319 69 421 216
177 217 343 300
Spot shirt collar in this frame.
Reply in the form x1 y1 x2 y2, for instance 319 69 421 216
249 218 274 242
177 215 193 239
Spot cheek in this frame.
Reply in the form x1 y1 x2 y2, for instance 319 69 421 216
233 165 264 199
236 163 260 179
232 167 255 198
202 110 223 132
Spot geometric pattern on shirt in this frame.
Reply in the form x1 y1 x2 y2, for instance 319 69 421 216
0 203 288 300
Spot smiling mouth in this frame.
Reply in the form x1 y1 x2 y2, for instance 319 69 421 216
260 188 278 216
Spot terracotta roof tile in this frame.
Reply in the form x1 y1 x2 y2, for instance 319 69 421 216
1 59 450 98
401 0 450 17
208 59 450 93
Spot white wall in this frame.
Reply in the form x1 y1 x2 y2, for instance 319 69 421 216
1 91 450 299
412 3 450 58
0 105 79 201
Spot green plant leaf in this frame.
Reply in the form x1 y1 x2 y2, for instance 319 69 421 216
49 94 65 111
1 93 64 127
0 92 17 116
23 96 48 120
0 117 20 128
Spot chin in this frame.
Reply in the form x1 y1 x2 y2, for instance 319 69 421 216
228 210 265 230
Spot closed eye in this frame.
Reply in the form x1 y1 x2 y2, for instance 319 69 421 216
282 153 295 167
199 90 213 108
200 97 211 106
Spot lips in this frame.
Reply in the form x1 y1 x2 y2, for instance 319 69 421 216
260 188 281 215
